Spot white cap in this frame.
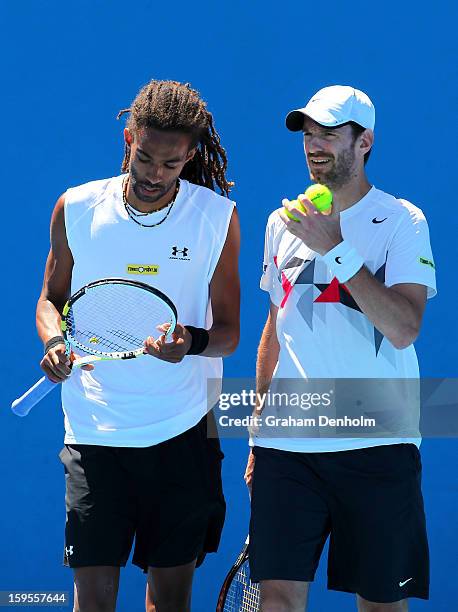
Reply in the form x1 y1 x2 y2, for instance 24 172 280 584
286 85 375 132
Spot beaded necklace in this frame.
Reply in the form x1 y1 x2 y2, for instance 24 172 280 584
122 176 180 228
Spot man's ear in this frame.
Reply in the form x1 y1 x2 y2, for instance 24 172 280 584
124 128 134 146
186 147 197 162
359 128 374 157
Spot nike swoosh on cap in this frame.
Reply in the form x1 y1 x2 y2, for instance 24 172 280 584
372 217 388 224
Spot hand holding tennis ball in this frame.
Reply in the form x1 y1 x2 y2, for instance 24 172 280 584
284 184 333 221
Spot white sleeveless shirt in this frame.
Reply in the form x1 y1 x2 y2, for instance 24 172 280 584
61 175 234 447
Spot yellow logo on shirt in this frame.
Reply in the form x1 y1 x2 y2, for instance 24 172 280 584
419 257 435 270
127 264 159 275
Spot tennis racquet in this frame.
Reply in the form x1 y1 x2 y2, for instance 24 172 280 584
216 537 260 611
11 278 177 417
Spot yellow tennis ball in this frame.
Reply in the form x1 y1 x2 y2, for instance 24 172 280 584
304 184 333 212
283 185 333 222
284 198 305 222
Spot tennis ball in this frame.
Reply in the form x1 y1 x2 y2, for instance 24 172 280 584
304 184 333 213
284 198 304 222
283 184 333 221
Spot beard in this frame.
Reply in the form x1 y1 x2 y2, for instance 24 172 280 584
129 164 172 203
309 147 356 191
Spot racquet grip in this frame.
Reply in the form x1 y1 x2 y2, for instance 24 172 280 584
11 376 58 417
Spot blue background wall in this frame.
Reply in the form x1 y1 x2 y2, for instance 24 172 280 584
1 1 457 610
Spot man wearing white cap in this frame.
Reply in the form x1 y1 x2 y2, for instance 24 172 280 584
245 86 436 610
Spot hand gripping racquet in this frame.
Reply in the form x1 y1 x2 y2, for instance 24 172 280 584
11 278 177 417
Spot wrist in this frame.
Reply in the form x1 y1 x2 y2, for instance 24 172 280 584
322 240 364 283
44 335 66 354
318 237 342 256
184 326 210 355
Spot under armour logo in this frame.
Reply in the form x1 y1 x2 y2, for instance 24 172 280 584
65 546 74 556
171 246 189 257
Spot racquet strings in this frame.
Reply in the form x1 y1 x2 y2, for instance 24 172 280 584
223 558 260 612
67 283 175 355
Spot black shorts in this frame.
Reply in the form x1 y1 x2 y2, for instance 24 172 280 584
59 413 225 571
249 444 429 603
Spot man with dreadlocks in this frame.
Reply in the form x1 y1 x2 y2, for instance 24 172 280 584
36 79 240 611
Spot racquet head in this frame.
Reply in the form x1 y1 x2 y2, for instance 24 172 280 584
62 278 177 359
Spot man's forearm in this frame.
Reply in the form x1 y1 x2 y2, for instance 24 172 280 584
256 317 279 410
345 266 421 349
36 299 64 345
199 322 239 357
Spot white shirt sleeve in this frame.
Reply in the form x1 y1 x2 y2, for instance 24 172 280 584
260 214 284 307
385 203 437 298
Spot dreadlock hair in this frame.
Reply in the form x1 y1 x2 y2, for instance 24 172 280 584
117 80 234 197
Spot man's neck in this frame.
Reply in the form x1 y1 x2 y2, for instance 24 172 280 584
330 175 372 216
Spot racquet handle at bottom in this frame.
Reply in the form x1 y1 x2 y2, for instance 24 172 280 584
11 376 58 417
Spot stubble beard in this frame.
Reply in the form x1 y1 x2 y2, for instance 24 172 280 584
310 147 356 191
129 165 170 203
